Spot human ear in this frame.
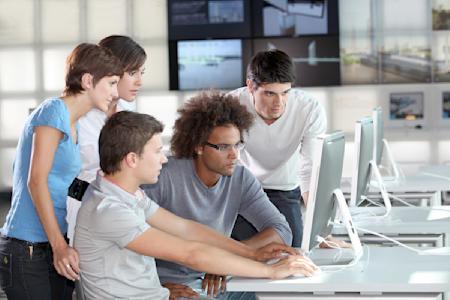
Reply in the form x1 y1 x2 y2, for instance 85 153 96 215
124 152 138 168
81 73 93 90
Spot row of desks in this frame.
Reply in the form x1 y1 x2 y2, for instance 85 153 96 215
228 166 450 299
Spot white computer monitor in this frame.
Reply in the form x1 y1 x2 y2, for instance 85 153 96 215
301 131 362 262
372 107 384 166
350 117 392 214
372 106 401 179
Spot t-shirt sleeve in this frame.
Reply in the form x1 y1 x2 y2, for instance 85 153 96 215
143 195 160 220
31 99 69 138
90 197 153 248
238 168 293 245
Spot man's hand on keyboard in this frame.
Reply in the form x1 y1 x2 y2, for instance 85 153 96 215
254 242 300 262
163 282 198 300
202 273 227 298
269 255 318 279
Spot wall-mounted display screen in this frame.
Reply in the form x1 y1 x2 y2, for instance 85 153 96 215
252 36 341 86
443 91 450 119
252 0 339 37
169 39 251 90
168 0 251 40
389 92 424 120
432 32 450 82
432 0 450 31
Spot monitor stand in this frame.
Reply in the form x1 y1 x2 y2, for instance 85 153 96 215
308 188 363 267
353 160 393 219
379 138 403 181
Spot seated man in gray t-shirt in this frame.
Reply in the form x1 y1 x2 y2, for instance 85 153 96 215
75 111 316 299
143 92 293 299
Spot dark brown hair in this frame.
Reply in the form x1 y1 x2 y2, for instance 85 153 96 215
171 91 254 159
99 111 164 175
63 43 123 96
99 35 147 72
247 49 295 88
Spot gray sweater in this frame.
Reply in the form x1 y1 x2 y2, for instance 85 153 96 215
143 157 292 284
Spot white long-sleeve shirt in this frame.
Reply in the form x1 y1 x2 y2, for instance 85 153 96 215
77 99 135 183
229 87 327 193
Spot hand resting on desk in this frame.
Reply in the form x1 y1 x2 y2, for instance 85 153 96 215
254 242 300 262
265 253 318 278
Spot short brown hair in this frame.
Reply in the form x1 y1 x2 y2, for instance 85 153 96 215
99 111 164 175
63 43 123 96
99 35 147 72
247 49 295 88
171 91 254 159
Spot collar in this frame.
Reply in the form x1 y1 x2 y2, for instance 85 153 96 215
93 172 146 208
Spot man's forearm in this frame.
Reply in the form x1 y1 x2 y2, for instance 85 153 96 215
183 219 257 260
241 228 284 249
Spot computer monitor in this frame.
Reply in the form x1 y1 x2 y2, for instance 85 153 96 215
301 131 362 261
169 39 248 90
372 106 401 179
372 107 384 166
167 0 252 40
350 117 392 213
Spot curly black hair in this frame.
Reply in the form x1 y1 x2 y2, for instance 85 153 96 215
171 91 254 159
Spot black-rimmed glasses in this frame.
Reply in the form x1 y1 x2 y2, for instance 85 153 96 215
204 141 245 152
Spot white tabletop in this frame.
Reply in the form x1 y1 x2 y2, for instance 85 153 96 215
341 174 450 194
228 247 450 293
333 206 450 235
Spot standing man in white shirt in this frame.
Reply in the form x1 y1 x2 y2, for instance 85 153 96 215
229 49 327 247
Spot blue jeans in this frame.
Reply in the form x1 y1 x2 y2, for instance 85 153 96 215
232 187 303 247
0 236 74 300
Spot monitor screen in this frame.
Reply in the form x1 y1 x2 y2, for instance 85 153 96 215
252 0 339 37
168 0 251 40
389 92 424 120
252 36 341 87
443 91 450 119
301 131 345 252
372 107 384 166
350 117 373 207
169 39 249 90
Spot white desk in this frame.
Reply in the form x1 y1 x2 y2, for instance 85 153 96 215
333 206 450 246
228 247 450 299
419 165 450 179
341 174 450 206
418 165 450 204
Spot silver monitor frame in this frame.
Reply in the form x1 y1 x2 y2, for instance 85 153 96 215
350 117 392 214
301 131 362 260
372 106 401 180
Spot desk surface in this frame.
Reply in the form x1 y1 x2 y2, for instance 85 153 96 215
333 206 450 235
341 174 450 193
419 165 450 179
228 247 450 293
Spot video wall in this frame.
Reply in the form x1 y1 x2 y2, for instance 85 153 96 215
168 0 340 90
168 0 450 93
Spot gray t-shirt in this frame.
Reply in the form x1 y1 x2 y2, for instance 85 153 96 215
74 173 169 300
143 157 292 284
